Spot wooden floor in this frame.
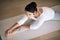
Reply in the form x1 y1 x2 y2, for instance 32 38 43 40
0 0 60 20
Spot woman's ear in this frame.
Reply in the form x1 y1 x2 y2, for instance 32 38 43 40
34 11 37 15
34 11 39 18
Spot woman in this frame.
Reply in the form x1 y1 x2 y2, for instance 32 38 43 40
5 2 55 37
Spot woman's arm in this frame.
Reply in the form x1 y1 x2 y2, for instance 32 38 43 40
5 23 30 37
5 14 28 36
5 23 20 36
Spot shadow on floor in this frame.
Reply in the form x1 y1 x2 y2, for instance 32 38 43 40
0 36 2 40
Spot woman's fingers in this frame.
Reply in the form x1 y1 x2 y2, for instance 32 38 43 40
5 29 12 37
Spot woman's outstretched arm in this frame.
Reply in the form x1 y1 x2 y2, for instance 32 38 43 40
5 23 20 36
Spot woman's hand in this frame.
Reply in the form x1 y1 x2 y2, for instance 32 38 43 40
5 29 12 37
5 25 30 37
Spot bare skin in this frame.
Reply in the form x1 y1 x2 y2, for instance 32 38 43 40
5 7 43 37
5 23 30 37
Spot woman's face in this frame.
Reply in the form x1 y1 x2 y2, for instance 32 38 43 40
26 11 37 20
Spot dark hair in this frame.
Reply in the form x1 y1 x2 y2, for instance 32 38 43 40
25 2 37 13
